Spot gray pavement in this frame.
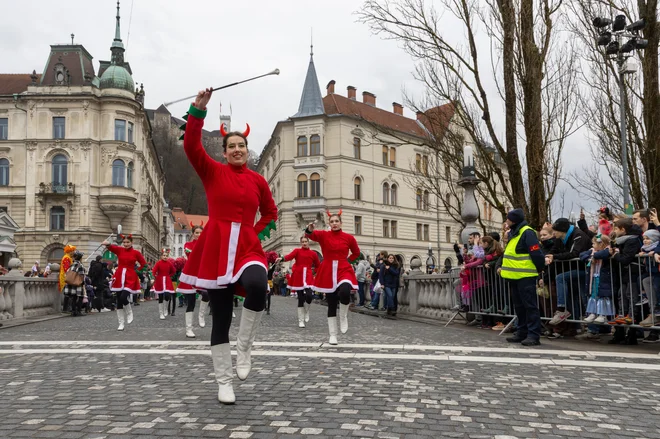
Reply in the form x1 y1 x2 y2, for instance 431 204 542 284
1 296 660 438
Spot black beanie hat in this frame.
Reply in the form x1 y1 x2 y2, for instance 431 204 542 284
507 208 525 225
552 218 571 233
488 232 501 242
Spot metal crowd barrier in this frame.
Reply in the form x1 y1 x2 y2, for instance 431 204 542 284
447 255 660 336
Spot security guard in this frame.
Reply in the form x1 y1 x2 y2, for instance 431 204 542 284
497 208 545 346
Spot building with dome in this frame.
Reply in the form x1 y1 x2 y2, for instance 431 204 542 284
0 2 165 266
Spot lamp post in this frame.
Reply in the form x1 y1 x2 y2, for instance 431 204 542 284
426 243 435 274
593 15 647 215
459 144 480 244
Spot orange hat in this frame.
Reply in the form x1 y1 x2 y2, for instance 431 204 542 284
64 245 76 254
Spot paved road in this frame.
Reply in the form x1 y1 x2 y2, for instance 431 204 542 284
1 297 660 438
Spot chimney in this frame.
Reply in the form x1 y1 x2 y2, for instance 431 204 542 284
392 102 404 116
326 80 336 95
347 86 356 100
362 91 376 106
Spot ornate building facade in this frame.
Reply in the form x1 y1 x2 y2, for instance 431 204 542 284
257 52 505 268
0 3 165 265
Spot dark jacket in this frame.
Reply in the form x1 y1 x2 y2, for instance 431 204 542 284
497 220 545 273
577 218 596 239
580 249 616 298
88 260 104 286
613 227 643 283
379 264 400 289
550 225 592 273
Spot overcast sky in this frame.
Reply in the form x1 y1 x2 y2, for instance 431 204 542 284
2 0 599 219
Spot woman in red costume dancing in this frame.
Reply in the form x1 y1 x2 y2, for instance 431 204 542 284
306 210 360 345
176 223 210 338
102 234 146 331
276 236 320 328
152 248 176 320
178 88 277 405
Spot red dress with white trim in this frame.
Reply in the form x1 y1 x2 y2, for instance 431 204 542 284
152 259 176 294
178 105 278 291
283 248 320 291
107 245 146 294
306 229 360 293
176 240 198 294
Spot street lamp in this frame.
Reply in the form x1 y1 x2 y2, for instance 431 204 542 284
426 243 435 274
593 14 647 214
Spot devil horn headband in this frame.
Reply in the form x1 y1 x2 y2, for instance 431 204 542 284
326 209 343 218
220 123 250 138
189 221 204 228
119 234 133 240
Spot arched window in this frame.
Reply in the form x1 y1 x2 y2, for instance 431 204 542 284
310 135 321 155
445 192 451 207
112 159 126 186
178 235 183 244
178 248 183 257
423 190 430 211
416 189 422 210
47 247 65 265
354 177 362 200
391 184 398 206
52 154 68 189
297 136 308 157
50 206 65 231
422 155 429 175
0 158 8 186
310 173 321 197
382 182 390 205
127 162 134 188
297 174 308 198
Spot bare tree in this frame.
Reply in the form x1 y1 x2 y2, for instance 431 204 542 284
358 0 580 229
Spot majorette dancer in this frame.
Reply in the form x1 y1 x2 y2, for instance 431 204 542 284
152 248 176 320
305 210 360 345
276 236 321 328
177 88 277 404
102 234 147 331
175 223 211 338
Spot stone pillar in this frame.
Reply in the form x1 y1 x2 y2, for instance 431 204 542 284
458 145 480 244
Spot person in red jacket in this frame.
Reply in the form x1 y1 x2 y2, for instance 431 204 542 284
306 210 360 345
152 248 176 320
102 234 146 331
178 88 277 405
176 223 209 338
277 236 321 328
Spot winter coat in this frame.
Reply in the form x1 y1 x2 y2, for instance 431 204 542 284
550 225 592 272
356 261 369 283
580 249 616 298
379 263 400 289
613 226 643 283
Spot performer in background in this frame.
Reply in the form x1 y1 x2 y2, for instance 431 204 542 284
306 210 360 345
102 234 146 331
178 88 277 404
152 248 176 320
276 236 320 328
176 223 210 338
59 245 76 312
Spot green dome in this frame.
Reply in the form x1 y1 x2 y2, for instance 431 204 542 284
100 65 135 93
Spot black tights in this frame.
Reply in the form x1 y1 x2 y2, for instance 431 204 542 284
186 290 209 312
326 284 351 317
209 265 268 346
116 290 131 309
297 288 313 307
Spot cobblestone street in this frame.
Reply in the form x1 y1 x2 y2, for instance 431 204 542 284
2 297 660 438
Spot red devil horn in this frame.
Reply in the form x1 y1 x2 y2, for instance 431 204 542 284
338 209 343 216
243 123 250 138
326 210 332 218
128 234 133 239
200 221 204 227
220 123 228 137
119 234 125 240
189 221 194 228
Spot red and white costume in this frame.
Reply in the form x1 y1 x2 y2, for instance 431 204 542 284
176 240 199 294
107 245 146 294
306 229 360 293
178 107 277 290
283 248 320 291
152 259 176 294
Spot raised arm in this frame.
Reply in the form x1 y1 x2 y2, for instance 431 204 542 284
283 249 298 262
182 89 216 182
255 175 278 239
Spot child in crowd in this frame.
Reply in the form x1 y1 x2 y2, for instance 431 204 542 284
580 235 615 325
639 230 660 328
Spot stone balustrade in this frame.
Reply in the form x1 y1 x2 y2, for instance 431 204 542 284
400 266 463 321
0 271 61 321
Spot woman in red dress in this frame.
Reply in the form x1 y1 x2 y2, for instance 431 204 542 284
276 236 320 328
176 224 209 338
178 89 277 405
306 210 360 345
152 248 176 320
102 234 146 331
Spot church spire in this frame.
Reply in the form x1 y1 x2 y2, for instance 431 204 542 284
110 1 125 66
293 42 324 118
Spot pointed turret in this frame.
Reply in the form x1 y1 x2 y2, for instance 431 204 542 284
110 1 125 66
292 44 324 118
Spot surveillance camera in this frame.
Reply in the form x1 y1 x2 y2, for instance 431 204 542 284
593 17 612 28
626 19 646 33
613 14 627 32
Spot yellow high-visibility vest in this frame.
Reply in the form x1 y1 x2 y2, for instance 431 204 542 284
501 225 539 279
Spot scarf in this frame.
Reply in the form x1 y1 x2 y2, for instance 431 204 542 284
561 225 575 245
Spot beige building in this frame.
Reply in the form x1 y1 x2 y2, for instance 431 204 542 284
257 52 505 268
0 3 165 266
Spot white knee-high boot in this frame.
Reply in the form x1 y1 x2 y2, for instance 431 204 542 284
327 317 338 345
297 307 305 328
339 304 349 334
304 302 310 323
158 302 165 320
235 308 263 380
125 303 134 324
185 312 195 338
211 344 235 404
117 309 125 331
198 300 208 328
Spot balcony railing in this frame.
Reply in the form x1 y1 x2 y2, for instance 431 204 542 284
37 182 75 195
